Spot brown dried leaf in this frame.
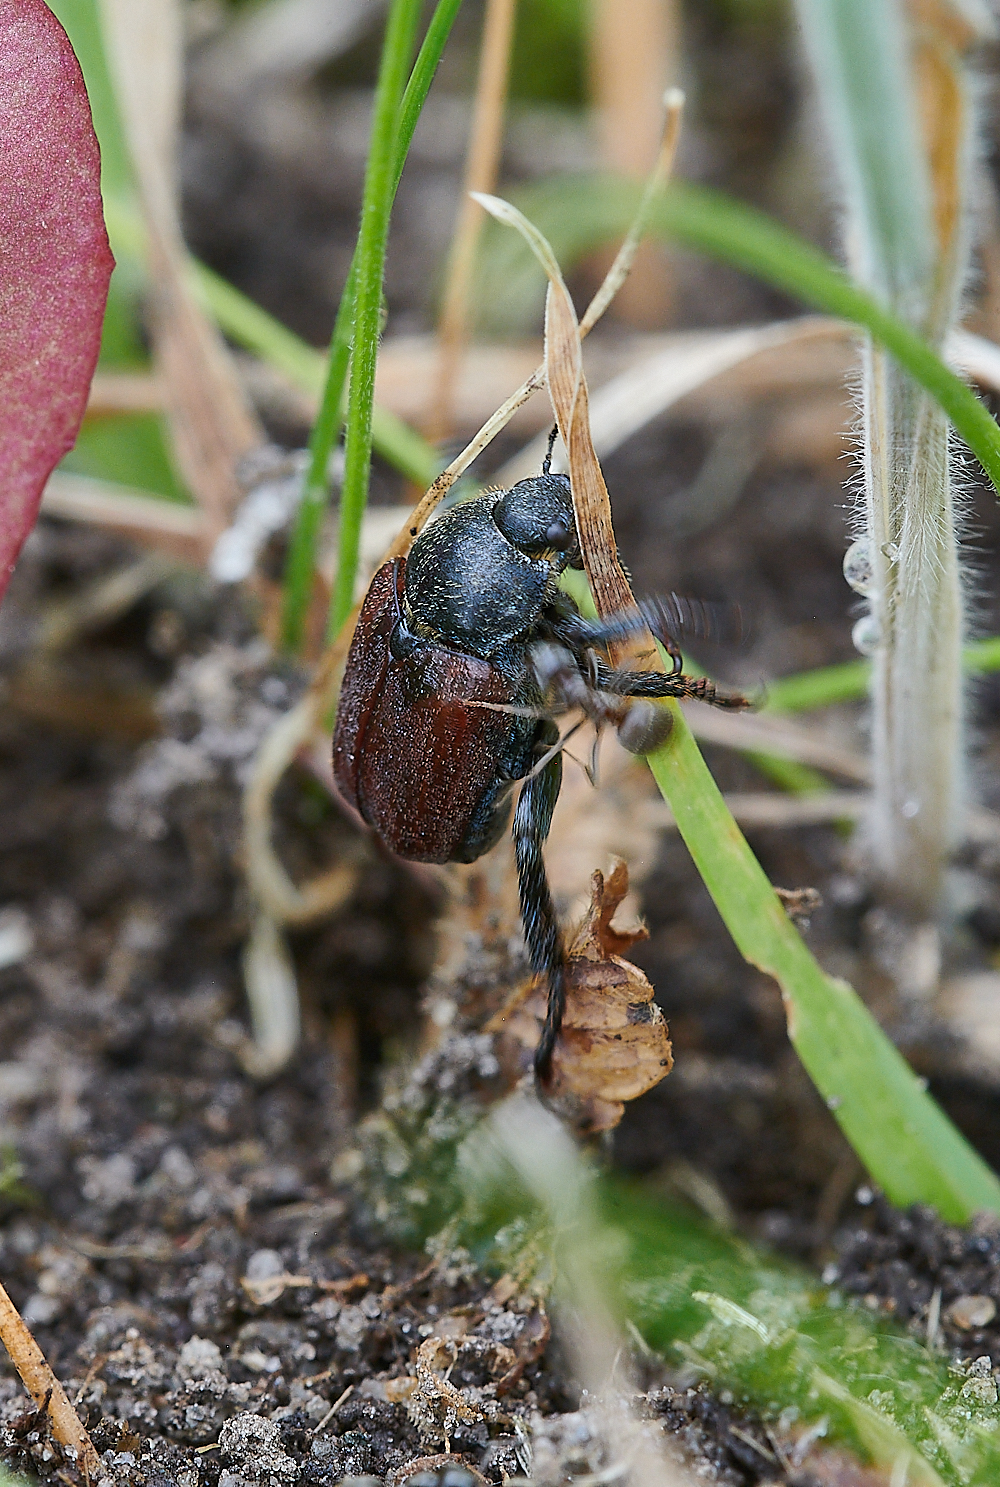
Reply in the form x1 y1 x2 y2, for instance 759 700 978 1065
775 885 823 928
543 273 635 628
568 856 649 961
489 860 672 1135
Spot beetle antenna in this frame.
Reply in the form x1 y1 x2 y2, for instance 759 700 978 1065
525 718 585 780
542 424 558 475
587 730 601 786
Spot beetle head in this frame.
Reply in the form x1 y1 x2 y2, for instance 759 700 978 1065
492 474 581 568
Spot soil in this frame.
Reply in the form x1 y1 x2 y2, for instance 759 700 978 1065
7 9 1000 1486
8 434 1000 1487
0 525 847 1487
830 1191 1000 1356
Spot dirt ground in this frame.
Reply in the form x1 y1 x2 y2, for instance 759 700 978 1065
7 8 1000 1484
7 416 1000 1487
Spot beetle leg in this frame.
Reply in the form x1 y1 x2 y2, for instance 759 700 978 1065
593 658 751 710
552 593 740 674
512 735 565 1084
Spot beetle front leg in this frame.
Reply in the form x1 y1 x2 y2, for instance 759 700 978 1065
550 596 710 674
512 736 565 1085
593 659 751 710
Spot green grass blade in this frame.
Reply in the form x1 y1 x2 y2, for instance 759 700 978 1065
364 1081 1000 1478
280 275 356 651
612 1185 1000 1486
570 482 995 1212
194 258 326 396
281 0 464 652
44 0 134 205
765 635 1000 714
329 0 425 642
191 258 437 487
646 702 1000 1222
968 636 1000 673
765 659 871 712
396 0 465 171
743 751 830 796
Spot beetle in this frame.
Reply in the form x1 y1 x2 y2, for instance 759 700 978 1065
333 438 749 1082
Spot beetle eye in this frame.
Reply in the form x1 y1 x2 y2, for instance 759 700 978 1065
546 516 572 549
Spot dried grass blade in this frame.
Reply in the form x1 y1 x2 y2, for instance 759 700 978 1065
98 0 261 545
41 473 206 560
501 317 842 484
427 0 517 444
579 87 683 336
376 100 687 554
503 315 1000 501
0 1279 100 1480
473 192 634 622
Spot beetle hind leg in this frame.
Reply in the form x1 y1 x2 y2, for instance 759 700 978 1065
512 735 565 1085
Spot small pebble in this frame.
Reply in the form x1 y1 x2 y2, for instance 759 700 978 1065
177 1336 223 1379
946 1295 997 1329
962 1374 999 1407
403 1471 478 1487
245 1249 285 1281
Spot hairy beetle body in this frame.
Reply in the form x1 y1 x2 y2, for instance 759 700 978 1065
333 461 748 1081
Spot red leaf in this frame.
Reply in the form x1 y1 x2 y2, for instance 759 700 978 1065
0 0 113 598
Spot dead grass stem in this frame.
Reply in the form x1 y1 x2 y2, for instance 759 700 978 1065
98 0 262 548
426 0 518 446
0 1279 101 1481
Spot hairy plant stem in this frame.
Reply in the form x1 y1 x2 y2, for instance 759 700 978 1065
868 377 964 919
798 0 975 923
